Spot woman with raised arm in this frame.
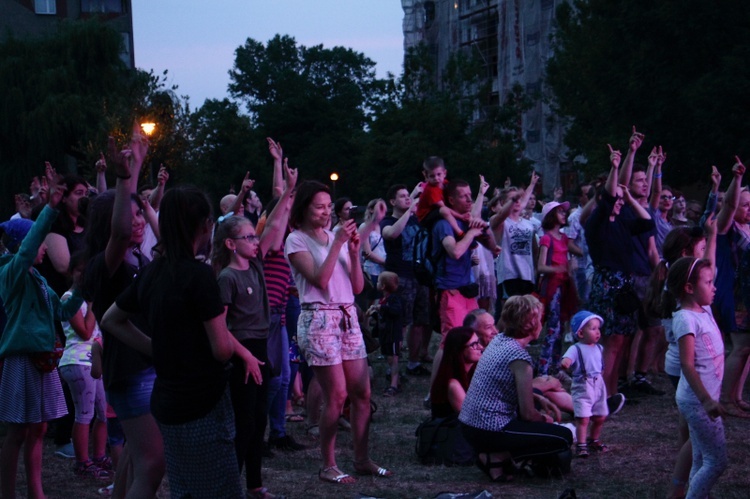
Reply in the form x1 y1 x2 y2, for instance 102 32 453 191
584 143 655 409
83 126 165 498
285 180 392 485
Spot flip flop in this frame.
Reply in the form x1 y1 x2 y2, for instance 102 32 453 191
353 460 393 477
285 413 304 423
319 466 356 484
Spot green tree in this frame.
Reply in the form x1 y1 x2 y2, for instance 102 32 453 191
547 0 750 184
228 35 385 196
360 44 531 199
182 98 264 208
0 19 171 217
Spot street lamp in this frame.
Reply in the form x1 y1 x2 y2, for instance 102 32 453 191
330 172 339 199
140 122 156 136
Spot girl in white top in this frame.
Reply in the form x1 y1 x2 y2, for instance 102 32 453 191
285 181 392 484
664 256 726 499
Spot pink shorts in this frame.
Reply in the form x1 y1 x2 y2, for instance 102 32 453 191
297 303 366 367
439 289 479 346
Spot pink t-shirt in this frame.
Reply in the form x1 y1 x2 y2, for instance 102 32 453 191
539 233 569 271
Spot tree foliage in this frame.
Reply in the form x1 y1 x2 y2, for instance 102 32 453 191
547 0 750 184
228 35 384 196
182 98 264 206
0 19 181 217
359 44 531 199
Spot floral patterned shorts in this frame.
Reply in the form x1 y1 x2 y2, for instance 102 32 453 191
297 303 366 366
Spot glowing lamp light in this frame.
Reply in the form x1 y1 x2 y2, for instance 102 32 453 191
330 173 339 182
140 122 156 136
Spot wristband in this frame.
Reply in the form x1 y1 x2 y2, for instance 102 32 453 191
653 173 662 179
116 174 132 180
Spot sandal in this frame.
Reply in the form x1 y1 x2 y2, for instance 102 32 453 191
285 413 304 423
319 466 356 484
476 453 513 482
353 460 393 477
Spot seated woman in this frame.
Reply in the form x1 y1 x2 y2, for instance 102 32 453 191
459 295 573 482
430 327 483 419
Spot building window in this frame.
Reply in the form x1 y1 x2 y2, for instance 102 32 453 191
81 0 124 13
35 0 56 14
120 32 132 67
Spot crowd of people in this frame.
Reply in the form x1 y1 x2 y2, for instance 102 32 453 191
0 125 747 498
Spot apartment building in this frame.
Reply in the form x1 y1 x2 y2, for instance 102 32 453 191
402 0 576 195
0 0 134 67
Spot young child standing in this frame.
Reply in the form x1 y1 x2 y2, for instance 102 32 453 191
536 201 581 375
367 271 404 396
560 311 609 458
664 256 726 499
0 173 84 499
415 156 467 234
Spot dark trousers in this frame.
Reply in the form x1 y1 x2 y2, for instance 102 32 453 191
461 419 572 460
230 338 269 490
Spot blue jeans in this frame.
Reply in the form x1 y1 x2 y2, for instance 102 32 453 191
574 266 590 306
267 312 290 439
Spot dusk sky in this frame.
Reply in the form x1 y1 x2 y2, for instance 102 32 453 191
131 1 405 107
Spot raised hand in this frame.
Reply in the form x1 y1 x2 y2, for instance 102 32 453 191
648 147 659 169
607 144 622 169
373 199 387 224
240 171 255 193
629 125 645 151
504 176 512 189
656 146 666 167
553 186 563 201
157 165 169 186
530 171 540 185
107 136 132 179
129 122 149 167
335 219 358 246
283 158 298 191
267 137 283 161
733 156 746 177
46 162 66 208
478 174 490 196
710 165 721 190
95 152 107 173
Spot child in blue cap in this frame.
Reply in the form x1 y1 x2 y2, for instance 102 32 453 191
560 310 610 458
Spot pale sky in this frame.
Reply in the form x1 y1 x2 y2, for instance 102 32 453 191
132 1 405 107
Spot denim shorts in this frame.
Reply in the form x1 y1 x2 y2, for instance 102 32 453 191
106 367 155 421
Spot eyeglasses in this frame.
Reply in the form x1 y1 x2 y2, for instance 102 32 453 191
465 341 483 350
232 234 260 243
660 195 676 201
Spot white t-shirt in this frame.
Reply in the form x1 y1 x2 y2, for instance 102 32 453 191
562 342 603 382
672 306 724 404
285 230 355 305
496 217 535 283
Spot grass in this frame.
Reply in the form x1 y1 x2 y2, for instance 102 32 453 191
4 340 750 498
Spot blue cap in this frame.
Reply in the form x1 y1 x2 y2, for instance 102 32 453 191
0 218 33 252
570 310 604 339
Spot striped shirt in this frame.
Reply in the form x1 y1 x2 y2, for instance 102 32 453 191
263 249 290 325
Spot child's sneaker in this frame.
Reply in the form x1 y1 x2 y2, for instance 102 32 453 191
93 456 113 472
574 444 589 458
587 439 609 453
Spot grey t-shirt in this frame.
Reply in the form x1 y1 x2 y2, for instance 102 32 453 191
673 306 724 405
218 261 270 340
